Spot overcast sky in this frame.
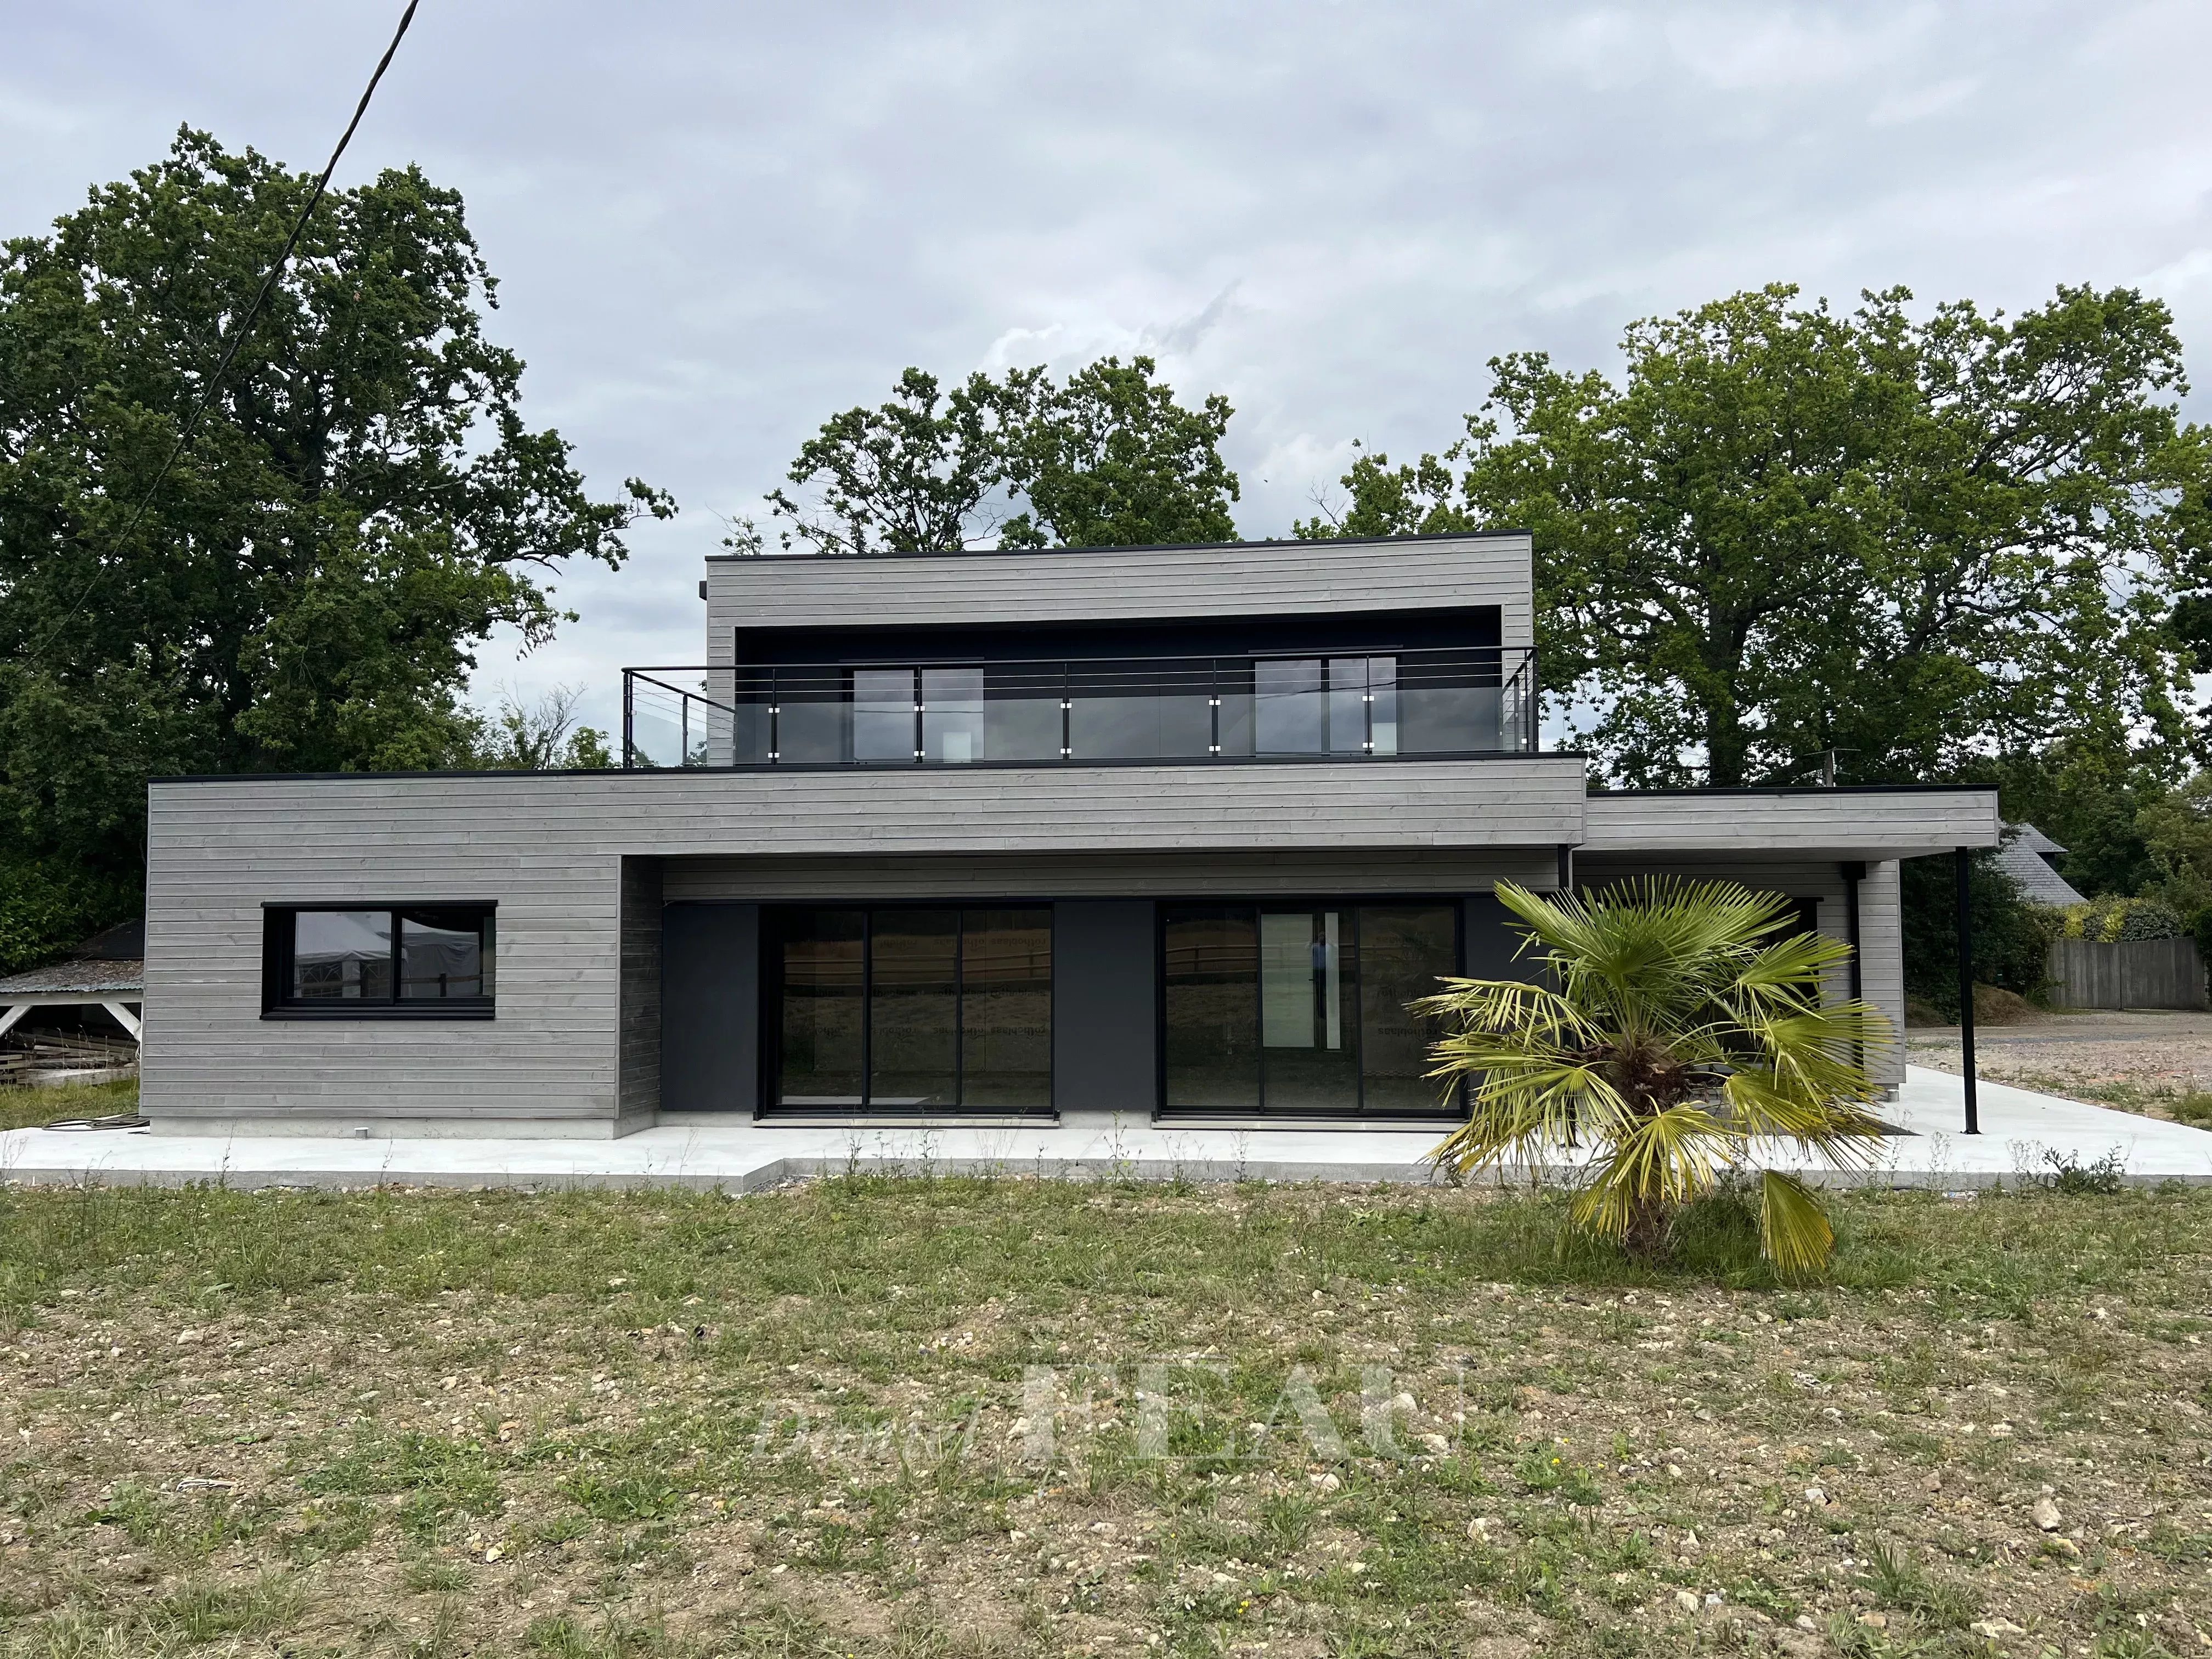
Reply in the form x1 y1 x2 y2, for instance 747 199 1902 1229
6 1 2208 736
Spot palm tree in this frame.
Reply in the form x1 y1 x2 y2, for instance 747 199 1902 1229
1417 878 1893 1272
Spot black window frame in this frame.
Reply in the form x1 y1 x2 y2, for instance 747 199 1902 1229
760 902 1056 1119
1155 896 1465 1121
262 903 498 1020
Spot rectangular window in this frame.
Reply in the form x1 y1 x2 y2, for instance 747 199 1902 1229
266 905 495 1018
767 906 1053 1115
1161 902 1457 1116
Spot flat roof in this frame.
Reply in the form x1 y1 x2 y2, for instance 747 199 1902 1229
704 529 1534 563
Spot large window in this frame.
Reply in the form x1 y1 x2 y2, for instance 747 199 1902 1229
769 907 1052 1114
264 906 495 1018
1161 902 1457 1117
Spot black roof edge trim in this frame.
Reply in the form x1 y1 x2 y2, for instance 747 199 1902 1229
1590 783 2002 797
702 529 1534 563
149 753 1589 785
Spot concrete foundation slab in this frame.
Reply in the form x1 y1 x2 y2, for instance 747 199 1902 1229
5 1069 2209 1193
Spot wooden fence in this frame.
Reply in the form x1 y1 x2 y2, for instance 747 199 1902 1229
2044 936 2208 1010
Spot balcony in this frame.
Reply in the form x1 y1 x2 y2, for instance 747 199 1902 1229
620 647 1537 771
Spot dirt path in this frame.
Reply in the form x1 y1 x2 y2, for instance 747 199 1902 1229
1907 1007 2212 1126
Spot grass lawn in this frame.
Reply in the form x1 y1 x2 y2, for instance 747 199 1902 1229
0 1161 2207 1657
0 1077 142 1133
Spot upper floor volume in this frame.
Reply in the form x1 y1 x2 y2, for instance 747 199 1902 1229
622 531 1541 770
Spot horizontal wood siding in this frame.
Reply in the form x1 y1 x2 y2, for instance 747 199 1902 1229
141 787 627 1128
1582 792 2000 856
142 763 1584 1128
706 535 1537 657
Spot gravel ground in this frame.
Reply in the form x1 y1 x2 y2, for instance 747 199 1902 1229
1907 1009 2212 1127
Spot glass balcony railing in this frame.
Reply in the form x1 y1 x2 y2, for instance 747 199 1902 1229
621 647 1537 770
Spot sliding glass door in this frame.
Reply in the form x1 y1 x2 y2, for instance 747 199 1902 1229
768 907 1052 1115
1161 902 1458 1118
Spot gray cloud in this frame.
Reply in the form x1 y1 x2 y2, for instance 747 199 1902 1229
6 1 2208 734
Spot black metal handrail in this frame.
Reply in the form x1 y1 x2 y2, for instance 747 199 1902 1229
622 647 1537 770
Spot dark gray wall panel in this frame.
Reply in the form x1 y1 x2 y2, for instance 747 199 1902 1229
1464 895 1544 985
1052 901 1156 1115
661 902 759 1115
619 858 663 1122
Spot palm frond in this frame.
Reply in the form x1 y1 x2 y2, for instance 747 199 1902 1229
1420 876 1896 1271
1570 1101 1735 1240
1757 1170 1837 1276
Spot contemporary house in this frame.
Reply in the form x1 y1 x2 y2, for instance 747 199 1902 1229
140 533 2000 1138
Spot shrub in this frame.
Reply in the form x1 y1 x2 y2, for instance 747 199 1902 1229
2057 896 2185 942
1900 851 2058 1019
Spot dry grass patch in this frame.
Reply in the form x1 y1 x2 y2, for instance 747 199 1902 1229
0 1173 2206 1656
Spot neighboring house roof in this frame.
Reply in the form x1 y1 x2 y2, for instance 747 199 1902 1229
1997 822 2087 907
0 919 146 998
0 959 144 997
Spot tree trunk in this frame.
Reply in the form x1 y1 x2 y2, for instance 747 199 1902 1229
1623 1195 1673 1262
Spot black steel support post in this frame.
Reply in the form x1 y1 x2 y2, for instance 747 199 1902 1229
1954 845 1980 1135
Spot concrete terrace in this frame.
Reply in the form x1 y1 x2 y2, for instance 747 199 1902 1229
4 1069 2210 1193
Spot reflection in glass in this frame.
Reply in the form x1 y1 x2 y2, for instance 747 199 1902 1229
732 685 773 763
869 910 960 1106
1161 902 1460 1117
1260 909 1357 1110
923 667 985 764
777 910 865 1106
1398 652 1498 752
1325 661 1368 754
984 664 1064 761
853 668 916 762
961 909 1053 1110
1163 907 1260 1110
1255 659 1323 754
398 910 489 1000
1068 661 1210 759
1368 658 1398 754
776 667 847 764
292 911 392 1000
1215 659 1255 756
1357 906 1456 1113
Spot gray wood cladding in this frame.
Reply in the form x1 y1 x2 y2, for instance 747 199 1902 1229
143 764 1987 1126
1584 791 2000 856
706 535 1539 657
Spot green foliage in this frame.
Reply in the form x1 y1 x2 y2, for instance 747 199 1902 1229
2032 1146 2130 1195
0 129 669 885
763 366 1017 554
2135 769 2212 915
1987 747 2166 899
463 685 613 771
1304 283 2211 789
2056 895 2186 941
0 849 138 975
1899 850 2057 1019
765 356 1239 554
1418 878 1891 1272
999 355 1239 548
1291 442 1479 540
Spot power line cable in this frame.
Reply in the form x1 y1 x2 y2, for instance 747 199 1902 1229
17 0 422 664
